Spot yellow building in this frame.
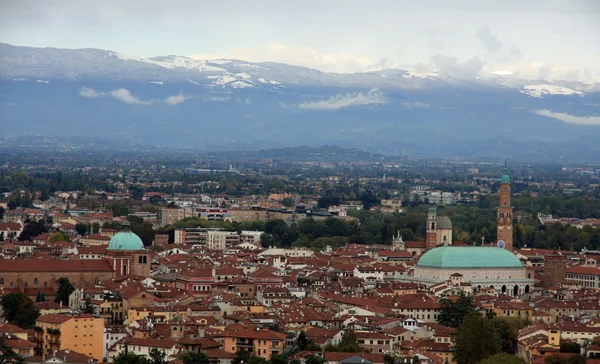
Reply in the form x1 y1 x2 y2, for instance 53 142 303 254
125 305 189 324
36 313 104 360
35 301 72 316
215 327 286 360
0 323 35 358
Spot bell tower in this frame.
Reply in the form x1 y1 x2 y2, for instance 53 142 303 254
426 207 437 251
497 161 514 251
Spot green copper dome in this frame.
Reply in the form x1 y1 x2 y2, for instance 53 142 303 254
417 246 522 269
501 161 510 183
434 198 452 230
435 215 453 230
107 221 144 251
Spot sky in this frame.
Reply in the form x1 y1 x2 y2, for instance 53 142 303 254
1 0 599 80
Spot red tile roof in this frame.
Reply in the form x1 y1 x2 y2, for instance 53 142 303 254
0 259 113 272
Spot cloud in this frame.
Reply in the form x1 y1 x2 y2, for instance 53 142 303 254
365 58 395 72
475 26 503 53
79 87 104 98
79 87 198 105
109 88 151 105
401 101 431 109
192 44 376 74
432 54 483 78
534 109 600 125
509 44 523 60
165 94 186 105
422 28 452 49
299 89 386 110
204 96 230 102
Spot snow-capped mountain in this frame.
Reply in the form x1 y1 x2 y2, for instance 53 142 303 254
519 84 585 98
1 42 599 162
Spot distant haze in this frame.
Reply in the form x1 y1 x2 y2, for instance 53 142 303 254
0 0 599 80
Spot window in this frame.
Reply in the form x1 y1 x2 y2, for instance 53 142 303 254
34 278 38 285
44 282 48 288
0 278 4 285
10 282 13 288
24 282 28 288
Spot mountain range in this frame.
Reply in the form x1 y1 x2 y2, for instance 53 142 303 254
1 42 599 162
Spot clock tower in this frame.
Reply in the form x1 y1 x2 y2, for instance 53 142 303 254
497 161 514 251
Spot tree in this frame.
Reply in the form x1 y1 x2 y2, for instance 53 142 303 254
337 329 360 353
0 336 25 364
232 351 251 364
269 354 286 364
438 293 477 328
248 357 267 364
297 331 309 351
17 220 47 241
453 312 501 364
560 342 581 354
383 354 395 364
492 317 530 354
148 349 167 364
82 296 96 314
480 353 525 364
544 354 586 364
48 231 69 243
0 292 40 329
35 291 45 303
54 278 75 306
181 352 209 364
113 351 148 364
304 356 325 364
75 223 87 236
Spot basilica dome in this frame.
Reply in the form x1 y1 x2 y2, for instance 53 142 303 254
417 245 522 269
107 221 144 251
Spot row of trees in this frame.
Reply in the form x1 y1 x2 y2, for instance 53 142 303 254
439 294 589 364
112 348 324 364
0 278 76 329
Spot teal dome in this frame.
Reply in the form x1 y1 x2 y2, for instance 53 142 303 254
417 246 522 269
107 221 144 251
501 163 510 183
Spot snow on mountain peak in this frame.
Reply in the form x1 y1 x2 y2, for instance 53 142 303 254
520 84 585 98
208 74 254 88
402 68 438 79
113 53 225 72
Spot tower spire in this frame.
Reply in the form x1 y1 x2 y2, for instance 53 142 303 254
497 160 513 251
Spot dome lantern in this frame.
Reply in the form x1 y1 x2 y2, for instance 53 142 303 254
107 220 144 251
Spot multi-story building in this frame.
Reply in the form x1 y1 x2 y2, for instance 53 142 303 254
565 266 600 289
35 313 104 360
79 234 111 246
207 231 238 250
239 230 264 244
0 260 114 291
214 327 286 360
543 253 567 290
160 207 187 227
355 331 394 353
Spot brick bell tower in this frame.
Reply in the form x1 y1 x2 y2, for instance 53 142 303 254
425 206 437 251
497 161 514 251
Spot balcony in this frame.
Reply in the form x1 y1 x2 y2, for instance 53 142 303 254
236 341 254 348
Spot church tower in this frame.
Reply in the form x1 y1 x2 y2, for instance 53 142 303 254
497 161 514 251
426 207 437 251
